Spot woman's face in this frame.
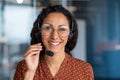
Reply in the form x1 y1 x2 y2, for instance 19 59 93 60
41 12 70 54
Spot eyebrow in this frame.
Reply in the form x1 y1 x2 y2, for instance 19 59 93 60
42 23 52 27
42 23 68 28
59 25 69 28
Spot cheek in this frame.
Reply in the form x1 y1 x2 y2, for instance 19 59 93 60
41 36 48 45
62 37 69 44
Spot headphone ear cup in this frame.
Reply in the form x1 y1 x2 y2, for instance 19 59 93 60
69 17 74 41
69 32 73 41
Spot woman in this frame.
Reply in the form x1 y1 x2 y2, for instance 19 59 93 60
14 5 94 80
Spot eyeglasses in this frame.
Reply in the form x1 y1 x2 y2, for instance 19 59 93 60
40 24 70 38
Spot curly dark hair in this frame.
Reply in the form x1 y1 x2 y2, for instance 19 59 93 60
30 5 78 55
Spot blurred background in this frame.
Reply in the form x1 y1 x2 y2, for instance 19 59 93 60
0 0 120 80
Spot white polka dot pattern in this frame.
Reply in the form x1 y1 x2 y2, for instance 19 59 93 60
14 53 94 80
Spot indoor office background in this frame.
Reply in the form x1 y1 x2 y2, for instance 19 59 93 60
0 0 120 80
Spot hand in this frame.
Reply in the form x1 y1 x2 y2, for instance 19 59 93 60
24 43 42 72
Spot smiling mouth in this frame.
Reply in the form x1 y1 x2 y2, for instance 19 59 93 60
49 41 61 46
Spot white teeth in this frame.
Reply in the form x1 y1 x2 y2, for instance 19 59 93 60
50 42 60 45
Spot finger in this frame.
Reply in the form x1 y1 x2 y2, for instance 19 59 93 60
29 46 42 50
24 46 42 57
31 43 41 47
24 49 42 58
24 45 42 57
28 43 42 49
27 50 40 57
29 45 42 51
24 47 42 57
27 44 42 53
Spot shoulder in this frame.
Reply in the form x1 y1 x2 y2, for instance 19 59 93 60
69 55 91 66
64 54 94 79
74 58 91 66
15 60 27 71
68 55 94 78
14 60 27 80
68 55 93 72
17 60 26 66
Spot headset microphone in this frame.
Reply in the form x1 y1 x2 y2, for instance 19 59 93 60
36 20 54 57
46 50 54 56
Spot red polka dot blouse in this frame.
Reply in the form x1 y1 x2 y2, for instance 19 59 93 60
14 53 94 80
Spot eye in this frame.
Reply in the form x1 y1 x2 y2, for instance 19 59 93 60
59 25 69 32
44 26 51 31
59 27 67 31
42 24 52 31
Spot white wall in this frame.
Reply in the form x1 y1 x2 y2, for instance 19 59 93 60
72 19 86 61
4 5 34 44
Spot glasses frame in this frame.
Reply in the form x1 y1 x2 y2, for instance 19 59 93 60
39 25 70 38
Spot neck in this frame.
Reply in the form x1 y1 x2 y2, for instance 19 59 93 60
44 52 65 67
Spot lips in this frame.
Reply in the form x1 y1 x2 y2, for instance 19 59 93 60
49 41 61 46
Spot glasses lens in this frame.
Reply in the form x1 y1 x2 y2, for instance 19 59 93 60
58 27 69 38
41 24 70 38
41 24 52 36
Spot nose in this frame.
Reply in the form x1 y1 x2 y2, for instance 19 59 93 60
51 29 59 39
